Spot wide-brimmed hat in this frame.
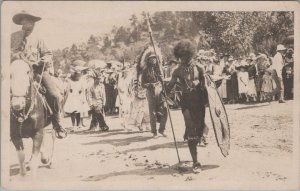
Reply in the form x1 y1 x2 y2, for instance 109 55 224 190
13 10 41 25
255 53 268 61
74 65 88 72
246 57 253 61
276 44 287 51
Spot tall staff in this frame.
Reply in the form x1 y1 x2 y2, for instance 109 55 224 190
145 13 181 163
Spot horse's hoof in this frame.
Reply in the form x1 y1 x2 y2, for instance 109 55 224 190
41 157 49 164
55 130 67 139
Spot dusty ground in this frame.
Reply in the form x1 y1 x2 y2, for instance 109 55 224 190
5 100 299 190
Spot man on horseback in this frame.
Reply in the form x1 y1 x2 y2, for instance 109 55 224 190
11 11 67 139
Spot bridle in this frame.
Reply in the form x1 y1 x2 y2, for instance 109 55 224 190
10 65 38 137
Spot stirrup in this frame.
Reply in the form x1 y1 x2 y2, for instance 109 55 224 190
54 127 67 139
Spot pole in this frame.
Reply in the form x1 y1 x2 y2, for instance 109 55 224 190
146 13 181 163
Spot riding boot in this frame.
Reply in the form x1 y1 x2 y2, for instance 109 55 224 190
49 96 67 139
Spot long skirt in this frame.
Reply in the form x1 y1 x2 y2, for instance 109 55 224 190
217 79 227 99
247 79 257 96
227 73 239 100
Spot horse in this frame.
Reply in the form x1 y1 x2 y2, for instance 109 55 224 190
10 60 55 177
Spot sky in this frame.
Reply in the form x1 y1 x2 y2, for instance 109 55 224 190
6 1 152 50
4 1 295 51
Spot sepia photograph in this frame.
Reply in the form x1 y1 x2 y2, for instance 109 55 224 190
1 1 299 190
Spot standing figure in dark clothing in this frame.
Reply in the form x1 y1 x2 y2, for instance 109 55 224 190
138 46 168 137
104 67 118 115
167 40 208 171
283 48 294 100
223 57 239 104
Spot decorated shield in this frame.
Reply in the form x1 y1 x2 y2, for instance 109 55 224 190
205 74 230 157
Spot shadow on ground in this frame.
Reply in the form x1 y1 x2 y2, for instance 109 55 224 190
235 103 270 110
81 135 154 147
83 163 219 181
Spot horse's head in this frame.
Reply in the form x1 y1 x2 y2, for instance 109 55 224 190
11 60 32 111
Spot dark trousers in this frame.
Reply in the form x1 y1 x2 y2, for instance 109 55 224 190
45 94 61 129
90 108 107 129
146 83 168 134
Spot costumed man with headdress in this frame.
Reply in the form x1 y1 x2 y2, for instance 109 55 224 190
11 11 67 138
166 40 208 170
137 46 168 137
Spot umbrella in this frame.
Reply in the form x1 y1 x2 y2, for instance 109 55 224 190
87 60 106 69
71 60 86 67
107 60 123 69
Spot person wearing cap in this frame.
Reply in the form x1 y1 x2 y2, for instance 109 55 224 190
272 44 287 103
140 52 168 137
87 71 109 132
11 11 67 138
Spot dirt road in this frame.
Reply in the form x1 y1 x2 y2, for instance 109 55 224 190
6 100 298 190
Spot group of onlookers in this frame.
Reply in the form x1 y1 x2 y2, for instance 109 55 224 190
57 60 150 132
163 44 294 105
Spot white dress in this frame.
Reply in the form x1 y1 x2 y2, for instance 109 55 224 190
63 80 89 114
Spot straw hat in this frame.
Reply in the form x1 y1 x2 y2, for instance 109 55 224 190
276 44 286 51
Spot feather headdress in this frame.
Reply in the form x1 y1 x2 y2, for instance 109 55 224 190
136 45 163 78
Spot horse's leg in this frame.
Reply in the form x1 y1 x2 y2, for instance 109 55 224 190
30 129 44 178
17 150 26 176
48 129 56 167
40 129 55 167
40 129 49 164
11 137 26 176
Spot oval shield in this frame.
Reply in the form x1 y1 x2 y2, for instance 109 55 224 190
205 74 230 157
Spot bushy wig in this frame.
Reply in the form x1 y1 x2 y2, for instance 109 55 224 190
173 40 196 61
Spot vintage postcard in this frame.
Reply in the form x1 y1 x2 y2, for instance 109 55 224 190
1 1 299 190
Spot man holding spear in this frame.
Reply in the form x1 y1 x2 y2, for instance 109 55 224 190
166 40 208 171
